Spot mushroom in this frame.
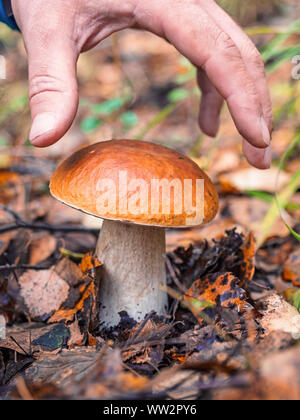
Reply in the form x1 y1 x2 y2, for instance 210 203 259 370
50 140 218 328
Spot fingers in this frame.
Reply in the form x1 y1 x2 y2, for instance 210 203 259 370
243 140 272 170
136 1 271 149
27 40 78 147
12 1 79 147
197 69 224 137
198 0 273 133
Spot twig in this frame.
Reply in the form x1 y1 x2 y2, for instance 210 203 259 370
251 280 271 291
166 256 186 293
124 310 156 347
0 264 51 271
10 335 30 356
0 222 99 235
0 205 99 236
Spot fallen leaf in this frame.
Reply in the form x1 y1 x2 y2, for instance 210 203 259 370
219 167 289 194
19 269 70 320
152 367 201 400
55 258 84 287
283 249 300 287
29 234 57 265
68 319 84 348
184 273 248 326
0 323 69 354
79 253 102 274
0 171 19 186
259 346 300 400
239 232 256 287
260 294 300 339
48 282 94 323
225 197 293 239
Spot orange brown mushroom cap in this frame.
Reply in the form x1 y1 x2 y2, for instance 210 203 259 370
50 140 218 228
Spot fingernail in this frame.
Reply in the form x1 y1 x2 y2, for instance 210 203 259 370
264 145 272 168
30 113 56 144
260 116 271 146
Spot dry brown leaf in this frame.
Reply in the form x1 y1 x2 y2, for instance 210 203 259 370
208 149 241 176
0 171 19 185
283 249 300 287
219 167 289 194
79 253 102 273
239 232 256 287
19 269 70 319
48 282 94 323
0 323 68 354
68 319 84 348
29 234 57 265
226 197 293 239
259 346 300 400
152 368 201 400
55 258 84 287
260 294 300 339
184 273 248 323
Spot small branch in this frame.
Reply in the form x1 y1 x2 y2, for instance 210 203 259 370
0 205 99 236
124 310 156 347
0 264 51 271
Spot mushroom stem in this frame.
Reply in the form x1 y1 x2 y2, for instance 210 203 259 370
96 219 168 328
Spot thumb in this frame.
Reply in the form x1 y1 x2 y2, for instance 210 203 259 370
27 37 78 147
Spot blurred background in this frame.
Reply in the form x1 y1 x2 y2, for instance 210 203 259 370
0 0 299 249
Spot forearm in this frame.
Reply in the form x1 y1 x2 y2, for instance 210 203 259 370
0 0 18 30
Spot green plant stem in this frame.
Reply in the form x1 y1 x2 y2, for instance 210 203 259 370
258 132 300 247
134 103 178 141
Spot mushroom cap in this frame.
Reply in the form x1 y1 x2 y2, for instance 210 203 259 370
50 140 218 227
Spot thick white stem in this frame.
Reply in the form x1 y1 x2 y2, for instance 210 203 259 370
96 220 168 328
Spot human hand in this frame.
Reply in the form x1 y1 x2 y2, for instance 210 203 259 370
12 0 273 169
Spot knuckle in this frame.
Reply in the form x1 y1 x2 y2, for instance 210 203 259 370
29 73 65 100
215 31 240 57
247 48 265 72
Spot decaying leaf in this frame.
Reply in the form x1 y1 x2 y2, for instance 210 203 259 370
283 249 300 287
67 319 85 348
0 323 70 354
260 294 300 339
152 368 201 400
219 167 289 194
215 345 300 401
22 347 149 399
79 253 102 274
48 282 94 323
239 232 256 287
19 270 70 320
122 319 169 366
184 272 248 320
54 257 84 287
259 346 300 400
29 234 57 265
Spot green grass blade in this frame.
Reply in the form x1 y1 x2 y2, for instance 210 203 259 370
258 132 300 247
